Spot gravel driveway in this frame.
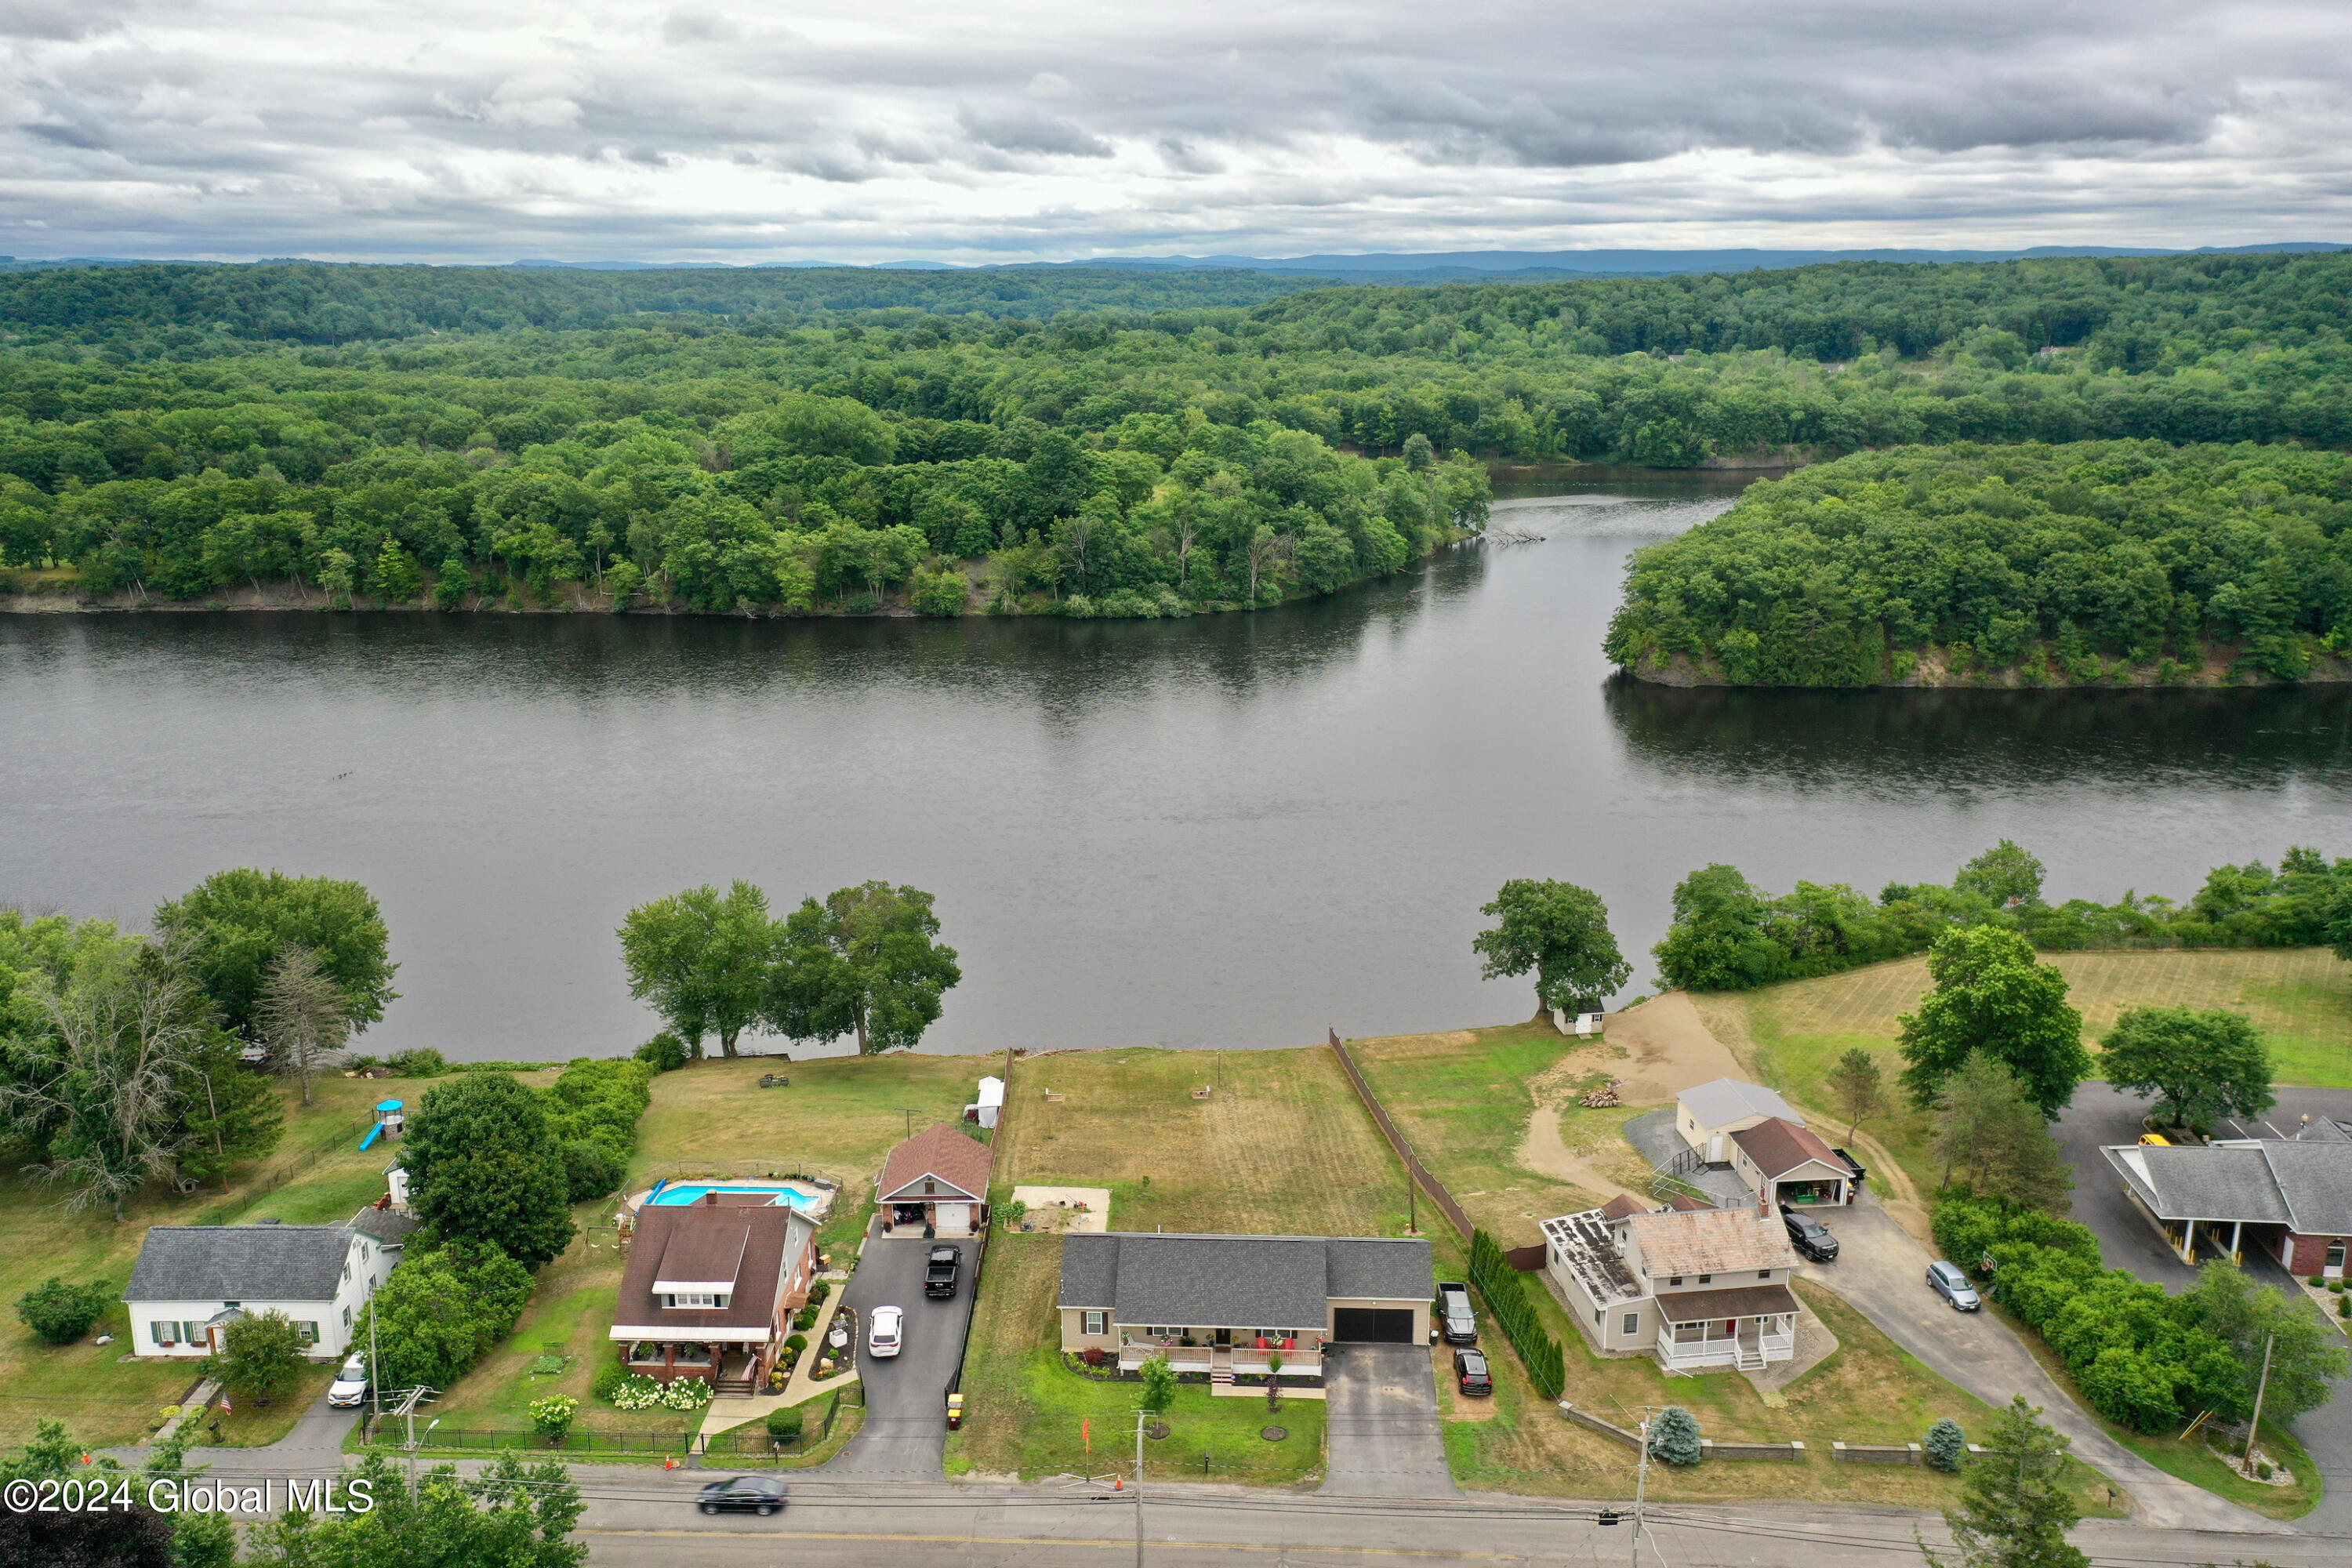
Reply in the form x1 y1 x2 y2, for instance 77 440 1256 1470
1319 1344 1456 1497
1812 1203 2278 1533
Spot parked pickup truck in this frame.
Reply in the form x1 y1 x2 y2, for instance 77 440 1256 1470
924 1244 962 1300
1436 1281 1478 1345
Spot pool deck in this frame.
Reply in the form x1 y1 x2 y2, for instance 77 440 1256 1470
625 1181 838 1222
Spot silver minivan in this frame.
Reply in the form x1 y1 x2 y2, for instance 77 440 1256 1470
1926 1261 1982 1312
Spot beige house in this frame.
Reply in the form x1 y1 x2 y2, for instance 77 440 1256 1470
1675 1078 1803 1163
1057 1232 1433 1387
1730 1118 1861 1207
877 1123 993 1238
1543 1203 1802 1373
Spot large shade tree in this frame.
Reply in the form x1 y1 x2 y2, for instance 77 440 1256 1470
403 1075 574 1267
1898 925 2089 1118
771 882 961 1054
154 869 397 1040
1472 878 1631 1015
617 880 777 1058
2099 1006 2274 1134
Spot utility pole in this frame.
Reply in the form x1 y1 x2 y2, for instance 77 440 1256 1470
368 1302 380 1431
2242 1332 2276 1479
1133 1407 1147 1568
1630 1409 1652 1568
407 1414 438 1501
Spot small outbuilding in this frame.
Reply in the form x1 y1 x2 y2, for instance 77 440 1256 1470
1730 1118 1860 1207
877 1122 994 1237
965 1076 1006 1131
1675 1078 1803 1164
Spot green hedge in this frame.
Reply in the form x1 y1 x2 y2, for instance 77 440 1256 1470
1468 1229 1566 1401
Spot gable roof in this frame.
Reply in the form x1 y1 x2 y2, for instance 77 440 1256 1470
124 1225 355 1305
1678 1079 1801 1131
877 1123 994 1203
1599 1193 1647 1221
1058 1233 1434 1330
1730 1118 1850 1179
2104 1138 2352 1233
347 1207 419 1247
2260 1140 2352 1235
614 1203 815 1333
1623 1207 1793 1277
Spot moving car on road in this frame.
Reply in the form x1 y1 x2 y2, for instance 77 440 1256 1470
1436 1282 1479 1345
1453 1348 1493 1397
1783 1210 1838 1263
1926 1261 1981 1311
325 1355 368 1410
925 1244 962 1300
869 1303 904 1358
697 1476 788 1516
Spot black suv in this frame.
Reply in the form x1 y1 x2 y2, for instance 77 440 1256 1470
1453 1348 1493 1397
924 1243 962 1299
1782 1209 1838 1262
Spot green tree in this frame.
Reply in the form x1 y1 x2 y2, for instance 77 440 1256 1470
617 880 778 1058
212 1308 306 1404
1924 1416 1967 1473
2182 1261 2350 1425
1898 926 2088 1117
2098 1007 2274 1133
433 555 472 610
16 1276 111 1345
252 1450 586 1568
1932 1054 2074 1211
771 882 961 1054
1652 864 1787 991
374 537 423 604
404 1076 575 1267
909 565 970 616
168 1028 285 1189
354 1240 536 1388
1472 879 1632 1015
1827 1045 1891 1142
1922 1396 2087 1568
1649 1405 1702 1465
1137 1354 1177 1417
256 944 350 1105
1954 840 2046 909
559 1138 624 1203
154 869 397 1040
318 546 358 608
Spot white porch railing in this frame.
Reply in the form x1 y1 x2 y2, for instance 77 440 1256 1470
1657 1330 1794 1372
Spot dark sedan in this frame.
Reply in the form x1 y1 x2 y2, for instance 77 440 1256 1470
698 1475 788 1516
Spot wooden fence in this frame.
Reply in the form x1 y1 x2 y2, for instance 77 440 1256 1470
1327 1030 1472 1242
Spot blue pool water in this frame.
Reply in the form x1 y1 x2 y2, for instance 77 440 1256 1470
648 1182 824 1210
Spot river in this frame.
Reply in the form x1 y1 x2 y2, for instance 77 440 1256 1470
4 473 2348 1062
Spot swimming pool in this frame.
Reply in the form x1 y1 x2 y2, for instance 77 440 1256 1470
641 1180 830 1214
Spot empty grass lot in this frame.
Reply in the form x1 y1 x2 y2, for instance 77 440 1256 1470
946 1046 1409 1481
1693 948 2352 1196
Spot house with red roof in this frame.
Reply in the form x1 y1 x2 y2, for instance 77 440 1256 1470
877 1123 994 1238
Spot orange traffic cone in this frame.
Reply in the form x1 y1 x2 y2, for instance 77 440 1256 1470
1112 1475 1122 1490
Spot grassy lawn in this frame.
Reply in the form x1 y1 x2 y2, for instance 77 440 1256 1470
1351 1022 1617 1246
209 1364 337 1446
945 1235 1324 1484
1693 947 2352 1198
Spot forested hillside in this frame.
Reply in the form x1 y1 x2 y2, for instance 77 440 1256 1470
1604 441 2352 687
2 251 2349 620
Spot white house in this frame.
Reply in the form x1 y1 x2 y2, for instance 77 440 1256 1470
1542 1202 1802 1373
965 1076 1006 1131
1676 1078 1803 1163
123 1209 414 1360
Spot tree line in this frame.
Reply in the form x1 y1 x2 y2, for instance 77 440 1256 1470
1651 839 2352 994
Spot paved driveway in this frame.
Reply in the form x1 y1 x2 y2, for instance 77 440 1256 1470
2056 1082 2352 1535
1812 1203 2276 1533
1319 1343 1456 1497
821 1236 978 1477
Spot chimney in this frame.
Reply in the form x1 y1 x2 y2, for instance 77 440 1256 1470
704 1190 718 1205
1758 1185 1770 1219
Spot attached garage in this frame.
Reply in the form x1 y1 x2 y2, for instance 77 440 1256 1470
1331 1306 1417 1344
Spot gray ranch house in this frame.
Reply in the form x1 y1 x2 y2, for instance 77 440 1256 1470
1058 1232 1433 1388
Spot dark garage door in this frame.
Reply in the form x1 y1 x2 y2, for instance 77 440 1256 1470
1332 1308 1415 1344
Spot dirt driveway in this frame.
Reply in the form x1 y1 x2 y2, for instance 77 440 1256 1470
1813 1203 2278 1534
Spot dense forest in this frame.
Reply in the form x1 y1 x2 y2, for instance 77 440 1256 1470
1604 441 2352 685
1 251 2349 619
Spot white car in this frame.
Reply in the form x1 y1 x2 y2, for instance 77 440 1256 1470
326 1355 369 1409
867 1305 903 1359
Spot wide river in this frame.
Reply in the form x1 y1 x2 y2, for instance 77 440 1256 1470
4 472 2348 1062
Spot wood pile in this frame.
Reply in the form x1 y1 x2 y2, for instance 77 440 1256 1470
1579 1085 1621 1109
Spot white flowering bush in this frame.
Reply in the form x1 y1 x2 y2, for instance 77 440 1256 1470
660 1377 713 1411
607 1376 665 1411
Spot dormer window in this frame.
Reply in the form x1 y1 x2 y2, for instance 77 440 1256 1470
664 1292 729 1310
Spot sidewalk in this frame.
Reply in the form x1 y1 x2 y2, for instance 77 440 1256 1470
699 1281 859 1439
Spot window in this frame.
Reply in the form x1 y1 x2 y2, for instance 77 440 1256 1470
1668 1276 1682 1287
180 1322 205 1344
1622 1313 1639 1337
666 1292 729 1310
1759 1269 1772 1279
2330 1240 2347 1269
296 1322 319 1344
1082 1311 1107 1337
152 1321 178 1346
341 1305 352 1328
1697 1274 1711 1284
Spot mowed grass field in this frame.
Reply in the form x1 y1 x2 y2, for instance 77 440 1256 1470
948 1046 1407 1481
1693 947 2352 1196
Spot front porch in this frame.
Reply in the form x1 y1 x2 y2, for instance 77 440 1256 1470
1652 1283 1802 1374
1116 1334 1324 1381
620 1334 775 1395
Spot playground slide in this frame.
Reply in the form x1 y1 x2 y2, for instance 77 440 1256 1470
358 1122 383 1152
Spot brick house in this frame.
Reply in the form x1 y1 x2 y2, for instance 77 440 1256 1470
610 1196 818 1396
2102 1134 2352 1277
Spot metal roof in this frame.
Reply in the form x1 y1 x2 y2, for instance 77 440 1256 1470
1677 1079 1801 1131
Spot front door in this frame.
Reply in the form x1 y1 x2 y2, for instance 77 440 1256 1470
1213 1329 1232 1348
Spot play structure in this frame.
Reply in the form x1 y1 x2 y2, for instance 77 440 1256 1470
358 1100 405 1152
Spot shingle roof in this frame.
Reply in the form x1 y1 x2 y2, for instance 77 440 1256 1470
2255 1141 2352 1235
123 1226 354 1305
1599 1193 1647 1221
877 1123 994 1203
615 1203 815 1333
1056 1233 1434 1331
346 1207 419 1247
1624 1208 1794 1276
1653 1283 1802 1322
1730 1118 1850 1180
2103 1145 2292 1224
1678 1079 1801 1131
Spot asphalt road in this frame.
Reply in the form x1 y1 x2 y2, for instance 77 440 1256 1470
1319 1343 1456 1497
1806 1202 2268 1531
823 1233 978 1476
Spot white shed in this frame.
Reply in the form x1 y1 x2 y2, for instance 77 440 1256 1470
966 1076 1006 1131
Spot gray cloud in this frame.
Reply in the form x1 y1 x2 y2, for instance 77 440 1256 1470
0 1 2346 261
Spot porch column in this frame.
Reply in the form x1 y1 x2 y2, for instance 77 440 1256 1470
2230 1220 2242 1261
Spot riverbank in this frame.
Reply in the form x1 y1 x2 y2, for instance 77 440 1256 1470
1625 641 2352 689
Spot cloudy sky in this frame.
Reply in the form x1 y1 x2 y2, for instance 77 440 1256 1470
4 0 2349 263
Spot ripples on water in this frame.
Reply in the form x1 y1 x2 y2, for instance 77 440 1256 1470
2 474 2345 1059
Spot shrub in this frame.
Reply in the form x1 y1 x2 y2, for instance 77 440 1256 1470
793 1305 818 1332
809 1280 830 1305
765 1406 805 1439
211 1310 306 1404
560 1138 626 1203
2339 1294 2350 1320
1468 1229 1566 1399
1924 1417 1967 1473
1082 1347 1108 1367
387 1047 448 1077
608 1375 664 1411
2311 1276 2326 1288
2330 1279 2346 1294
660 1377 713 1411
528 1395 578 1441
355 1240 535 1389
16 1277 111 1345
590 1351 627 1402
784 1333 808 1355
1650 1406 1703 1466
633 1032 689 1073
